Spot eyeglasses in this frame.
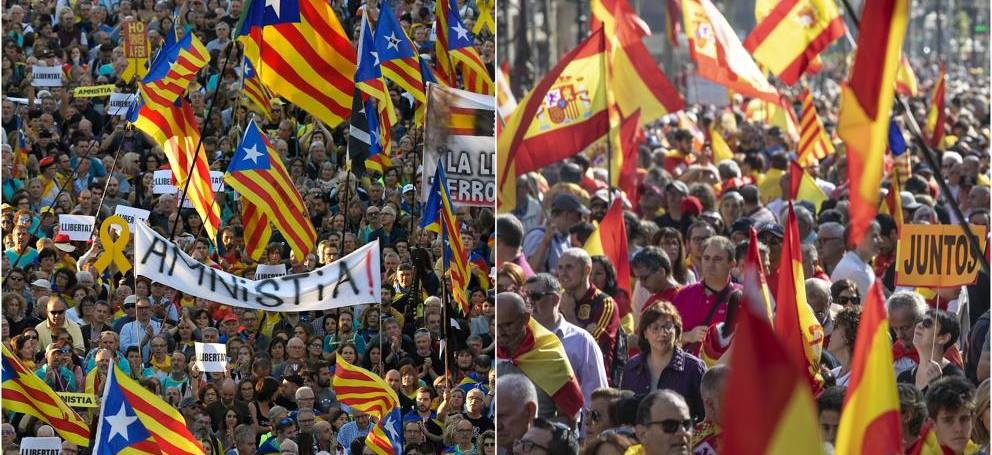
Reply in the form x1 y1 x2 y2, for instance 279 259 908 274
836 296 859 306
588 409 602 423
49 309 66 315
645 418 693 434
513 440 549 453
525 291 553 302
816 236 841 245
8 276 23 282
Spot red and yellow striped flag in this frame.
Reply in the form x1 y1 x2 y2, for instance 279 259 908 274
834 280 903 455
1 345 91 446
774 202 825 395
133 99 221 240
925 65 947 149
140 32 210 110
894 55 918 96
241 200 271 261
743 0 845 85
332 353 399 419
583 200 633 333
797 88 835 166
721 296 824 454
495 318 584 419
435 0 493 95
838 0 908 248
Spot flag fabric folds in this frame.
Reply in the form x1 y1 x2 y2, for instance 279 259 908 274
332 353 400 419
926 65 947 149
838 0 908 248
366 407 404 455
131 98 221 241
743 0 844 86
496 318 584 419
774 202 825 395
435 0 493 95
722 307 824 454
348 89 390 176
797 88 835 166
617 110 643 205
590 0 651 43
789 161 828 212
682 0 780 102
225 119 316 261
420 160 472 315
139 31 210 110
356 14 398 135
894 56 919 96
495 64 517 123
375 0 427 112
1 345 91 447
241 57 273 119
497 29 609 212
741 227 773 320
834 280 903 455
240 200 272 261
583 200 634 333
238 0 356 127
93 364 203 455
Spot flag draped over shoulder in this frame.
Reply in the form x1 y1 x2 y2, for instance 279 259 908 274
225 119 316 261
682 0 780 102
435 0 493 95
1 345 90 446
834 280 903 455
238 0 356 127
743 0 844 85
797 88 835 166
131 98 221 241
583 200 633 333
926 65 947 149
421 160 471 316
496 318 584 419
774 202 825 395
838 0 908 247
721 304 824 455
93 364 203 455
497 29 609 212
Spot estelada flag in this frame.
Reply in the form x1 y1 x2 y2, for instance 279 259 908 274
838 0 909 247
496 318 584 419
743 0 845 86
497 29 609 212
682 0 780 102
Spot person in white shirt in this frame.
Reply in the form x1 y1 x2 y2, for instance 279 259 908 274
119 297 162 361
830 220 881 298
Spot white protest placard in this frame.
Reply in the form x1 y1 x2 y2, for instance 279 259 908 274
57 215 95 241
211 171 225 192
134 222 381 311
421 83 495 208
108 92 136 116
255 263 287 280
31 65 63 87
194 342 228 372
153 170 177 194
19 437 61 455
114 205 150 229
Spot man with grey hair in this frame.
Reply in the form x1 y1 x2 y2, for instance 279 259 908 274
495 373 539 451
816 221 846 275
232 424 257 454
524 273 608 407
556 247 620 377
295 386 316 412
887 291 928 375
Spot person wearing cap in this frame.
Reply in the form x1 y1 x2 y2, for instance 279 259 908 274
34 342 78 392
257 416 299 454
657 181 693 233
522 193 589 274
400 183 419 215
36 156 62 207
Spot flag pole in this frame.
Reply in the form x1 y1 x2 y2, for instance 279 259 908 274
838 0 989 274
171 40 238 243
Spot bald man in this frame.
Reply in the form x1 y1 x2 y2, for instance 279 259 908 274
635 391 693 455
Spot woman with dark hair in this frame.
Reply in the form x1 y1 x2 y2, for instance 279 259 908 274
830 279 861 307
827 305 862 387
11 333 37 369
267 337 287 376
653 227 694 285
620 301 706 421
52 268 77 302
590 256 631 325
254 376 280 433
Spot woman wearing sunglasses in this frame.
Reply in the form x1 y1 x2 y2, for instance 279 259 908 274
897 309 966 390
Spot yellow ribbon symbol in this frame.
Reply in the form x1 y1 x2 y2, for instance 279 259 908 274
473 0 495 35
94 216 132 274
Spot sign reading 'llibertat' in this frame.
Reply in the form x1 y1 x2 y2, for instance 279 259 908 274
19 437 61 455
422 83 496 208
58 215 95 241
134 222 381 310
896 224 989 288
31 65 63 87
194 342 227 372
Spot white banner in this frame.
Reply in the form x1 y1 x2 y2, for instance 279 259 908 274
31 65 63 87
58 215 95 241
194 342 227 372
421 83 496 208
114 205 150 229
152 170 225 195
255 263 287 280
108 92 136 116
134 223 381 311
19 437 61 455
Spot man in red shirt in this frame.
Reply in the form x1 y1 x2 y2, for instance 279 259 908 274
557 247 621 379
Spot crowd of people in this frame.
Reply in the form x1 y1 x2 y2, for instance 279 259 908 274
494 62 991 454
0 0 499 453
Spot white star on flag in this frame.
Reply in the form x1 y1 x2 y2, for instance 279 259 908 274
265 0 281 18
384 415 400 441
452 21 469 41
370 51 380 66
105 403 138 442
386 32 401 51
243 144 263 163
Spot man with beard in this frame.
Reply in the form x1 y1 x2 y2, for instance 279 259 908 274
99 176 129 216
402 387 443 446
308 362 336 415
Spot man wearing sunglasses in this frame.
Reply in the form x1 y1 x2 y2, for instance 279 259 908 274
35 342 78 392
634 390 693 455
35 295 84 355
